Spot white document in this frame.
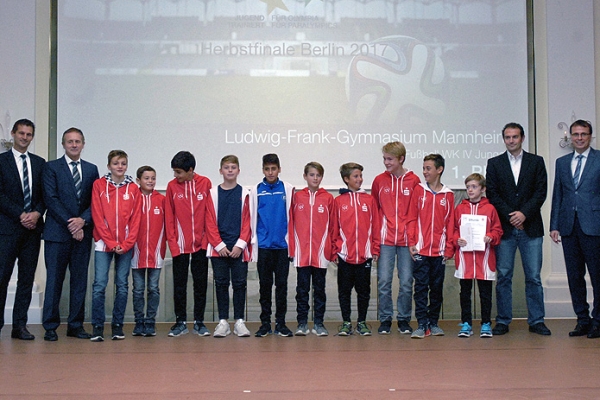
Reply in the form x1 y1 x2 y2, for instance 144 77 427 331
460 215 488 251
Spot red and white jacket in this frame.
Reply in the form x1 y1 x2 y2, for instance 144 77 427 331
372 170 421 247
91 174 141 253
289 187 335 269
453 197 502 280
407 183 455 258
165 173 212 257
205 185 253 262
131 190 166 269
333 189 381 264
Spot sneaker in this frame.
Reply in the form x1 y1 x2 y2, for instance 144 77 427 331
338 321 352 336
168 322 189 337
312 323 329 337
356 321 372 336
458 322 473 338
429 324 444 336
480 322 493 338
411 325 427 339
275 323 294 337
111 324 125 340
255 323 272 337
378 320 392 335
295 323 309 336
144 323 156 337
193 322 210 337
234 319 251 337
398 320 413 334
90 325 104 342
132 321 145 336
213 319 231 338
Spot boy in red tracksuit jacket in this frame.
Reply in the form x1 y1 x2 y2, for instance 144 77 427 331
407 153 455 339
90 150 141 342
454 173 502 338
165 151 212 337
289 162 335 337
333 162 380 336
130 166 166 338
205 155 253 338
372 141 421 335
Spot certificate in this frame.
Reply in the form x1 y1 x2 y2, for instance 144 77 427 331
460 215 488 251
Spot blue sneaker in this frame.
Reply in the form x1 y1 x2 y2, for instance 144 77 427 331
458 322 473 338
480 322 493 338
411 325 427 339
193 322 210 336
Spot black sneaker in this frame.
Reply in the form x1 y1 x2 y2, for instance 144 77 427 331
378 320 392 335
398 320 413 334
255 323 272 337
90 325 104 342
144 322 156 337
111 324 125 340
275 323 294 337
132 321 145 336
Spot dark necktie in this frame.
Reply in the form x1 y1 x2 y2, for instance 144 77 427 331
573 154 583 188
21 154 31 212
71 161 82 199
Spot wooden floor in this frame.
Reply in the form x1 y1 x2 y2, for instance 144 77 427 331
1 319 599 399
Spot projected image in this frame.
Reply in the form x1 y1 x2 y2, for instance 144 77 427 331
58 0 529 188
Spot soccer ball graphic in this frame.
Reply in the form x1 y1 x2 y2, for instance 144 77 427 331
346 35 446 124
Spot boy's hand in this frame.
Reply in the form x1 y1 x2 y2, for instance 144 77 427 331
218 248 230 257
483 235 492 244
550 230 561 243
457 238 467 247
409 246 418 259
229 246 242 258
372 255 378 263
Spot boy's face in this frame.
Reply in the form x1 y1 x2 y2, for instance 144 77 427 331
108 156 128 180
263 163 281 184
422 160 443 185
343 169 363 192
137 171 156 193
383 152 403 176
173 167 194 183
303 167 323 191
465 180 485 202
220 162 240 181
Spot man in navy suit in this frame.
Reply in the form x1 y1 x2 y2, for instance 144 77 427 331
0 119 45 340
42 127 99 341
550 119 600 339
486 122 551 336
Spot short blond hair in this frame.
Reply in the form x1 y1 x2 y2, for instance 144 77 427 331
382 141 406 160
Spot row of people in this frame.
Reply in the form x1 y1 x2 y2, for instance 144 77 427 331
1 119 598 340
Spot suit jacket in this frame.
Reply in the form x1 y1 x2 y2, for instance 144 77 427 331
550 147 600 236
486 150 547 239
43 156 99 242
0 150 45 235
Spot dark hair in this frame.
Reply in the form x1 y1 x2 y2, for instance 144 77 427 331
424 153 445 174
61 127 85 144
171 151 196 172
304 161 324 176
107 150 128 165
339 162 363 183
136 165 156 179
570 119 593 136
465 173 486 188
262 153 280 168
11 119 35 136
502 122 525 138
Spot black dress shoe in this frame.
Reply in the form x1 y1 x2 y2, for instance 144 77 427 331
44 329 58 341
11 326 35 340
492 323 509 335
66 326 92 339
569 323 590 337
529 322 551 335
587 325 600 339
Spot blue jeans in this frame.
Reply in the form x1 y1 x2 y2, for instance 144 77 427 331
377 245 414 323
211 256 248 321
132 268 161 324
495 228 545 326
91 250 133 326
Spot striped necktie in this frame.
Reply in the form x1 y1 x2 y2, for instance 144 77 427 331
573 154 583 188
21 154 31 212
71 161 82 200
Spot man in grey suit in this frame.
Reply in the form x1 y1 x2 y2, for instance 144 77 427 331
42 127 99 341
550 119 600 339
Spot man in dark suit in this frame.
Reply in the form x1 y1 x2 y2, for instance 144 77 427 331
550 119 600 339
0 119 45 340
41 127 99 341
486 122 551 336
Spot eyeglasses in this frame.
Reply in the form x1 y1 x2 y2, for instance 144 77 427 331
570 133 591 138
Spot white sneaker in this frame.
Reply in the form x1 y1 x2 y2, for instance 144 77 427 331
213 319 231 337
234 319 251 337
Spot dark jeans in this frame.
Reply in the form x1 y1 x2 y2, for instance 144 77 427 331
337 258 371 322
413 255 445 327
296 266 327 324
211 256 248 321
459 278 493 325
172 249 208 323
132 268 161 324
257 248 290 325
